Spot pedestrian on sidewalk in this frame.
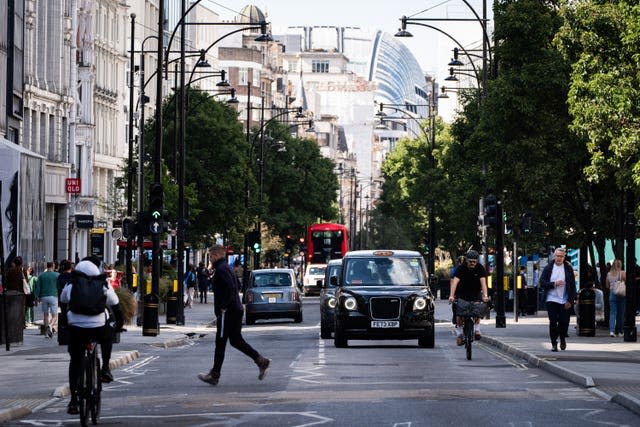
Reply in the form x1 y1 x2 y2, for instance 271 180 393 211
198 245 271 386
57 259 74 344
539 247 576 351
518 265 528 316
197 261 211 304
184 264 197 308
24 265 37 325
605 259 626 337
35 261 60 338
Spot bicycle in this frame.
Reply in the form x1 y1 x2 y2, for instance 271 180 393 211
77 338 101 427
455 298 487 360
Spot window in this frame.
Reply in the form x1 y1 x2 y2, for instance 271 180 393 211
311 60 329 73
239 68 248 85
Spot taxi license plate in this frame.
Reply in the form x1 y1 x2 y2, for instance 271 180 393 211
263 293 281 303
371 321 399 328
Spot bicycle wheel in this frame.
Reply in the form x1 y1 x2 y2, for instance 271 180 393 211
79 354 92 427
464 318 473 360
90 353 101 425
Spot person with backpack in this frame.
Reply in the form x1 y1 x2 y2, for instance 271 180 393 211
184 264 197 308
59 256 124 415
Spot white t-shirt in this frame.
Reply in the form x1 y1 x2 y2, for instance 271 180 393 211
546 263 567 304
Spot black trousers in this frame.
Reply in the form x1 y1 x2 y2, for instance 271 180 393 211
546 301 570 345
68 325 112 396
212 310 260 373
198 285 207 303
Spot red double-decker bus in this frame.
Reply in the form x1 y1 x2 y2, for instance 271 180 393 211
307 223 348 264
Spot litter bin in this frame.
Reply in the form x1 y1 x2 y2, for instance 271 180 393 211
524 287 537 315
439 279 450 300
576 288 595 337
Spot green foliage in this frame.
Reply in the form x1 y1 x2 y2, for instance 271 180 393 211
151 88 257 245
261 121 339 239
556 0 640 190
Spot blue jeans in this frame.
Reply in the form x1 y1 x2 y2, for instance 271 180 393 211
609 296 625 334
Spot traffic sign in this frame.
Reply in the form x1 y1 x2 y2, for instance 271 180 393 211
150 220 163 235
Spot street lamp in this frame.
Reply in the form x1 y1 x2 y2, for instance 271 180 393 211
251 104 307 269
167 0 272 326
397 3 505 327
374 97 438 277
137 0 272 332
396 0 492 98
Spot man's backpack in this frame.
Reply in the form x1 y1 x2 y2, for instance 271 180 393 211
69 271 109 316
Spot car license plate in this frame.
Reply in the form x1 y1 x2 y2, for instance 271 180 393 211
264 293 281 303
371 320 399 328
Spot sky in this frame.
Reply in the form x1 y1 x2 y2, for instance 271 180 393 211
199 0 492 119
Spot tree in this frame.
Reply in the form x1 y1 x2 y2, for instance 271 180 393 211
555 0 640 270
260 121 339 239
149 88 258 245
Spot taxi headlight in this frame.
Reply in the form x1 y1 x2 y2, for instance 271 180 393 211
344 297 357 311
413 296 427 311
327 297 337 308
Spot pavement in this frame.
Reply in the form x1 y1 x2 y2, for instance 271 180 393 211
0 293 217 423
1 294 640 423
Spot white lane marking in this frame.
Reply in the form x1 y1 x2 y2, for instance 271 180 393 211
32 411 334 426
393 423 412 427
479 343 528 370
318 335 326 366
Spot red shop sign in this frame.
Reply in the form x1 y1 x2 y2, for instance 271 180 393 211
65 178 81 194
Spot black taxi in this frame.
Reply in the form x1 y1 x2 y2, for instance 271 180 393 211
331 250 435 348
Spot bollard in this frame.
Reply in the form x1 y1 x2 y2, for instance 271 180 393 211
166 279 178 324
142 278 159 336
576 288 596 336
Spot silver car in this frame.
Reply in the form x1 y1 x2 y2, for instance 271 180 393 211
245 268 303 325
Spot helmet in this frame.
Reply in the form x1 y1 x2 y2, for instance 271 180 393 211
465 250 479 260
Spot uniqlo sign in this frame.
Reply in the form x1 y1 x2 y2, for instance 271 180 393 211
65 178 81 194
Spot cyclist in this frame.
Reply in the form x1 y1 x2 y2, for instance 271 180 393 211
448 250 490 345
59 256 123 415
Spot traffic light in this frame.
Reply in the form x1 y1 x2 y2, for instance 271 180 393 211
253 241 261 254
484 194 498 227
247 230 259 246
148 183 164 234
521 212 532 233
284 235 292 255
122 217 135 239
421 229 430 255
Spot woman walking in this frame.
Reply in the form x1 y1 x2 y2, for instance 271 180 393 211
606 259 626 337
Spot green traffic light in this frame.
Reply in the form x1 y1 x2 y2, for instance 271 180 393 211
151 210 161 219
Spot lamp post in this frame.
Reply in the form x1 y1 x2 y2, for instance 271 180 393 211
134 0 272 333
164 1 271 325
126 14 136 291
397 4 504 327
349 168 357 250
252 104 306 269
375 97 437 277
